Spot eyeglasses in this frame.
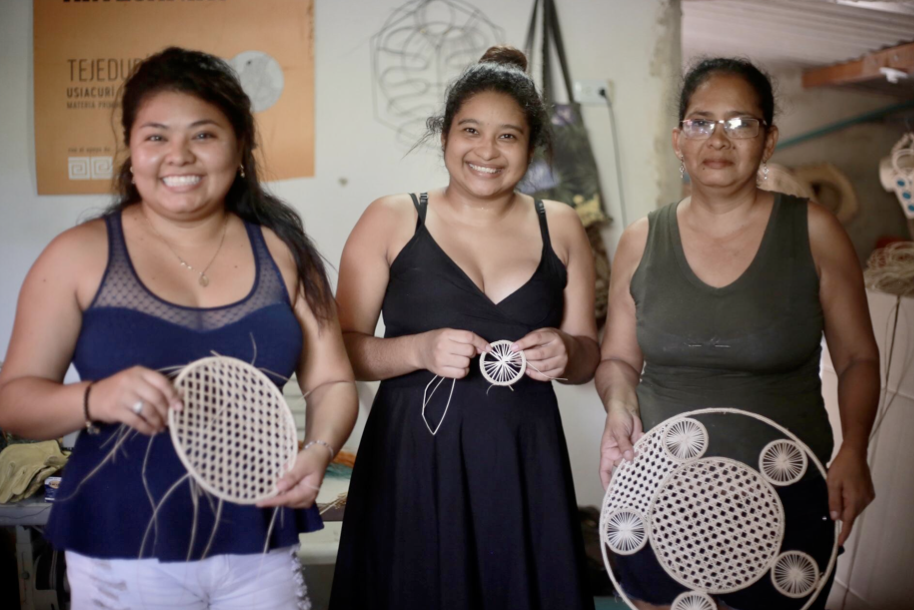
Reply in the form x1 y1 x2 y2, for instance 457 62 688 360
680 117 766 140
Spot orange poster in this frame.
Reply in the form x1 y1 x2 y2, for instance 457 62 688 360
33 0 314 195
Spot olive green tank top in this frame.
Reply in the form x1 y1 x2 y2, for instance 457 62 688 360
630 193 832 463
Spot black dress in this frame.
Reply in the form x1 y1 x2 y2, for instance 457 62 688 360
330 194 594 610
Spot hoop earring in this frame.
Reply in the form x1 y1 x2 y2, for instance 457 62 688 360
129 163 135 185
239 164 246 179
758 161 769 186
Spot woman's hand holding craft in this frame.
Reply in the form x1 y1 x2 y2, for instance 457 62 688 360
90 366 183 435
512 328 570 381
599 403 644 490
827 445 875 545
258 445 331 509
417 328 490 379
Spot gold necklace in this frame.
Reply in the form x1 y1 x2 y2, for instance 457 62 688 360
142 211 229 288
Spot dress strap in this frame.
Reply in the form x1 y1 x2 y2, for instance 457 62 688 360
106 210 140 285
247 221 294 305
534 199 551 248
84 212 134 311
107 211 130 265
409 192 429 226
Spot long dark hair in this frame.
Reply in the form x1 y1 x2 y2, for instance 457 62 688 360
424 45 552 160
679 57 777 125
106 47 333 323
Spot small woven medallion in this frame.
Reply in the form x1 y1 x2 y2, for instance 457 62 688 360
772 551 820 598
671 591 715 610
603 509 647 555
662 417 708 461
479 340 526 386
759 439 808 486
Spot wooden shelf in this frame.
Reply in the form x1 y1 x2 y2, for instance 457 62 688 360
803 41 914 97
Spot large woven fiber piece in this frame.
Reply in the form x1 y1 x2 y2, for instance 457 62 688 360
865 241 914 297
600 409 837 610
170 356 298 505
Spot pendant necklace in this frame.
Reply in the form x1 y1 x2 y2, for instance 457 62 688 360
142 210 228 288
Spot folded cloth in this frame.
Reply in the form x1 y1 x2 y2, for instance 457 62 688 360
0 440 68 503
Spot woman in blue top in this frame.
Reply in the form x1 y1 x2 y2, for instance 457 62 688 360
0 47 357 609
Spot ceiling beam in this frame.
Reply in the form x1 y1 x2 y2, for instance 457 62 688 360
802 40 914 88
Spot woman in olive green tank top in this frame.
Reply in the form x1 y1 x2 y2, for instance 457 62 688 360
595 59 879 610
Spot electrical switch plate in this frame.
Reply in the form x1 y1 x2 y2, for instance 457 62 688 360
573 79 613 105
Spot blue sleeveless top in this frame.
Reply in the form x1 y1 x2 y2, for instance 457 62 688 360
45 210 322 561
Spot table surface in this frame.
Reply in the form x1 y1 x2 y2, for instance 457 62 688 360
0 494 53 527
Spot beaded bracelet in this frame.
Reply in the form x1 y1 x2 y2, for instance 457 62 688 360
83 382 100 435
303 439 335 460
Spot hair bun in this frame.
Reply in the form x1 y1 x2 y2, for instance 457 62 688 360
479 45 528 72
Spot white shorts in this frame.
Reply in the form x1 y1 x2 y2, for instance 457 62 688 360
66 546 309 610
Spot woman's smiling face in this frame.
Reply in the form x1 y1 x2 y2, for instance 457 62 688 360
443 90 532 200
129 90 241 219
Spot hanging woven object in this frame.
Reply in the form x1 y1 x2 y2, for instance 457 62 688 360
170 356 299 505
520 0 613 326
880 132 914 220
600 408 838 610
865 240 914 297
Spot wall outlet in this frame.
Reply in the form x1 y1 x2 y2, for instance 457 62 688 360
574 79 613 105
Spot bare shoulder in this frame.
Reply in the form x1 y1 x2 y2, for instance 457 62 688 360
619 216 649 250
805 200 858 272
541 198 580 221
539 199 586 259
540 198 584 235
359 193 418 229
614 216 650 279
346 193 420 265
531 200 579 270
39 218 107 274
24 218 108 308
806 199 845 240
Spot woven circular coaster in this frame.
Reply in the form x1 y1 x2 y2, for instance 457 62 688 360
479 340 527 386
170 356 298 505
600 408 838 610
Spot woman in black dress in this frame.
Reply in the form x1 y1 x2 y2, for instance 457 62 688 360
331 46 599 610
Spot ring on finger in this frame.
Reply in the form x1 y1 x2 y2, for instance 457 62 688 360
131 400 144 415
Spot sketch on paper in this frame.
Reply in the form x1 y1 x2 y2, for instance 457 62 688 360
371 0 505 147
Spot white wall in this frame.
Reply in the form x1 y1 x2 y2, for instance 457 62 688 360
0 0 682 508
763 72 914 608
823 292 914 610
